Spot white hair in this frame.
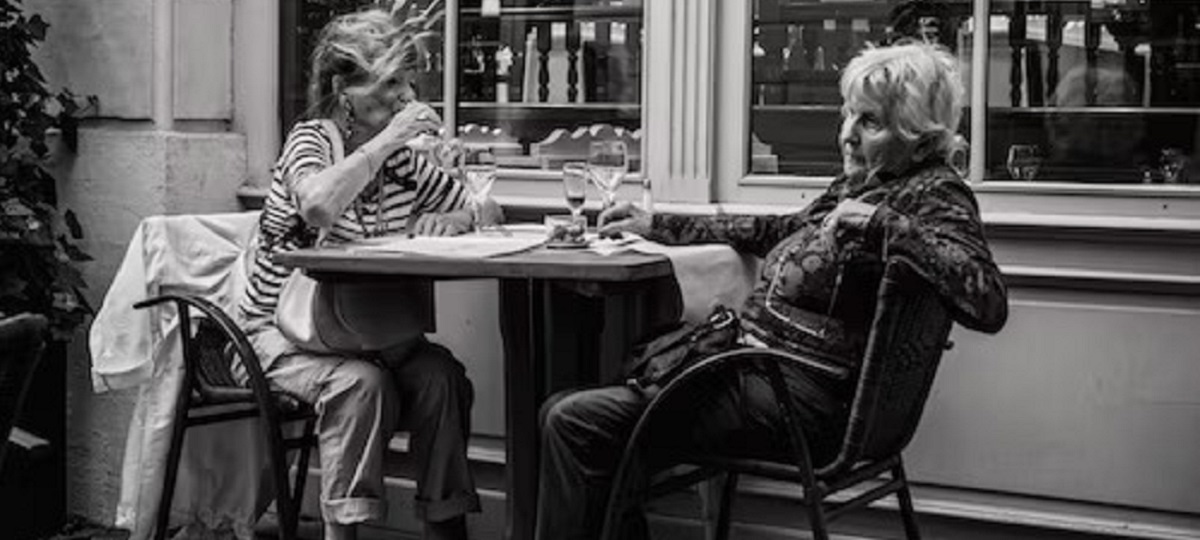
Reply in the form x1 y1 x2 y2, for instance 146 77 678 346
840 42 966 159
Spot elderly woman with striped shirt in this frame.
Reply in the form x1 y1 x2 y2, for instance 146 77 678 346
237 8 481 540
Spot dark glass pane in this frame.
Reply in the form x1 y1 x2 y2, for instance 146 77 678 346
987 0 1200 184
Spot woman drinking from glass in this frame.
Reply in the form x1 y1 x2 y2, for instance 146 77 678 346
238 7 486 540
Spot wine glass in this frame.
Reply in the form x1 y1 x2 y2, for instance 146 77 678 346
1006 144 1042 181
562 161 589 224
1160 147 1187 184
587 140 628 209
459 144 497 231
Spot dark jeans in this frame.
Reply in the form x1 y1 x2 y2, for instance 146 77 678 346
534 361 850 540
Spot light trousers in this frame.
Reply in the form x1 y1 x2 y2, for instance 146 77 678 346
251 327 480 525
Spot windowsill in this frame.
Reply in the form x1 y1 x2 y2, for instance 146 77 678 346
740 174 1200 198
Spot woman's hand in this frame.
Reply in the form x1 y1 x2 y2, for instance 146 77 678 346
597 202 652 238
410 210 473 237
374 102 444 155
821 199 877 241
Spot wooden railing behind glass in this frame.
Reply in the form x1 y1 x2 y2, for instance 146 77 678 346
452 4 644 170
993 1 1200 184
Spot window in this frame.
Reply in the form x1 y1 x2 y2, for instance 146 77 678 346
280 0 645 175
986 0 1200 185
748 0 973 177
744 0 1200 189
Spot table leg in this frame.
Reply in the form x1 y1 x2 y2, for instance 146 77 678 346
499 278 544 540
497 276 680 540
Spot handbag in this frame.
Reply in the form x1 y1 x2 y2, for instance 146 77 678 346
622 305 741 393
275 119 435 354
276 272 434 354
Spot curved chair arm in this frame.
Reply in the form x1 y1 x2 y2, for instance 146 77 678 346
600 347 827 539
133 295 283 428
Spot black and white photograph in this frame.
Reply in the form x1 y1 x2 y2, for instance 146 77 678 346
1 0 1198 539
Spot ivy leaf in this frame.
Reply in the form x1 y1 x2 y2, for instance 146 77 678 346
60 237 91 262
2 197 33 216
26 15 48 41
64 209 82 238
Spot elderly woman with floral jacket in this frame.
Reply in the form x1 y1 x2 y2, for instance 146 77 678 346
535 41 1008 540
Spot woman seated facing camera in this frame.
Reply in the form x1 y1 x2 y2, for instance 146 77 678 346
535 42 1009 540
237 8 485 540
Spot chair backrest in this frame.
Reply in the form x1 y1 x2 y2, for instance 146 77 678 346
824 258 953 473
133 295 260 406
0 313 49 469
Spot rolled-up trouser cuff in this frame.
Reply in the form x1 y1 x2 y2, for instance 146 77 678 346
416 491 482 522
323 497 386 524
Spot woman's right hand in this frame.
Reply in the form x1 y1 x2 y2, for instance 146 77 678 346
377 101 443 153
598 202 652 238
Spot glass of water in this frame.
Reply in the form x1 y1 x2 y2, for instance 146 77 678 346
562 161 589 224
588 140 628 209
1006 144 1042 181
460 144 497 231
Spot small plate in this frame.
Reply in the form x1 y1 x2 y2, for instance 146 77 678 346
545 240 589 250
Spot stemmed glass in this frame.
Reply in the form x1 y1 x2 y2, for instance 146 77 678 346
1161 148 1187 184
459 144 497 231
1006 144 1042 181
588 140 628 209
562 161 589 224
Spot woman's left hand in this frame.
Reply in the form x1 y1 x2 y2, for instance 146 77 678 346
410 210 472 237
821 199 876 236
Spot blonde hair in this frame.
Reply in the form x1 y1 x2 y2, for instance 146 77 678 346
840 42 965 159
307 2 442 117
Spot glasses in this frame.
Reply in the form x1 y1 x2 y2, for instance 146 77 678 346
562 162 589 224
587 140 628 209
459 144 497 231
1160 148 1187 184
1006 144 1042 181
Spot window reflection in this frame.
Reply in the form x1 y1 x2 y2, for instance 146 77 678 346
987 1 1200 184
749 0 973 176
456 0 643 171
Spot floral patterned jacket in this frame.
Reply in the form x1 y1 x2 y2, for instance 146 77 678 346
647 160 1008 379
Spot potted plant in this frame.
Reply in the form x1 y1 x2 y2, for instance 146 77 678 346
0 0 95 339
0 2 95 536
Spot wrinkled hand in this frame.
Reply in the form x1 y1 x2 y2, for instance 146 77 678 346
410 210 472 237
597 201 652 238
820 199 876 240
381 102 443 153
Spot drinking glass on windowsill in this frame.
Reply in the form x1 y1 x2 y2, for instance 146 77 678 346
1006 144 1042 181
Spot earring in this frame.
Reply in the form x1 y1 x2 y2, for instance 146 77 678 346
339 93 355 139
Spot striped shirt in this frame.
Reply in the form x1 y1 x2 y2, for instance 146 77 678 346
238 120 468 329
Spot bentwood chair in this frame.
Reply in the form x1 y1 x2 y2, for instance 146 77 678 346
0 313 49 471
134 295 318 540
601 258 955 540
